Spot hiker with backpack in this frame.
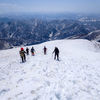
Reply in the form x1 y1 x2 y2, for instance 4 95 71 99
43 46 47 55
19 47 26 62
26 47 29 55
31 47 35 56
52 47 59 60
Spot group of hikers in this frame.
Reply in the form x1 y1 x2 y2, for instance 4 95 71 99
19 46 59 62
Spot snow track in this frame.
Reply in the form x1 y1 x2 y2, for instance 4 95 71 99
0 39 100 100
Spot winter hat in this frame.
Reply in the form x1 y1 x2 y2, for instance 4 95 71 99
21 48 24 50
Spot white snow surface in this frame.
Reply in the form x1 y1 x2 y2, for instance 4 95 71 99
0 39 100 100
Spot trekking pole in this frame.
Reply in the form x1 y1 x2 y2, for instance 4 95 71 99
19 51 22 62
20 56 22 62
35 51 37 56
51 53 53 59
42 49 44 55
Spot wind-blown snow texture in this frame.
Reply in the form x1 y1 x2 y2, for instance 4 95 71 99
0 39 100 100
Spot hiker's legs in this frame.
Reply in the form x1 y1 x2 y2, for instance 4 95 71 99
44 50 46 55
24 54 26 61
54 53 57 60
21 56 24 62
57 53 59 60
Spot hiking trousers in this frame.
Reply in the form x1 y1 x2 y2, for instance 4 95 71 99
21 54 26 62
54 53 59 60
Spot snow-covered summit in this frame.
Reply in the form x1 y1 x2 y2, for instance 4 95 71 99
0 39 100 100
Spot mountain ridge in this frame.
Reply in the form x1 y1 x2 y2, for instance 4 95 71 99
0 19 89 50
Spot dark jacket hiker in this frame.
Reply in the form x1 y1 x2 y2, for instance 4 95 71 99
26 47 29 55
43 46 47 55
31 47 35 55
52 47 59 60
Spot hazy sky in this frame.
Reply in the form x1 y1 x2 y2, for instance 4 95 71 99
0 0 100 14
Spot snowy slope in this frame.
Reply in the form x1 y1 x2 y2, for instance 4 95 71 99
0 39 100 100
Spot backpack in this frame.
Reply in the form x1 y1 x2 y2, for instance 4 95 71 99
20 50 25 57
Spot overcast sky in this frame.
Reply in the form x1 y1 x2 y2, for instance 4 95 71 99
0 0 100 14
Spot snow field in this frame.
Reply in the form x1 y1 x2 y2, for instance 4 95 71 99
0 39 100 100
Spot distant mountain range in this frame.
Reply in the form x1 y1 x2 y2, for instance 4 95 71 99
0 12 100 21
68 30 100 41
0 13 100 50
0 19 90 50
